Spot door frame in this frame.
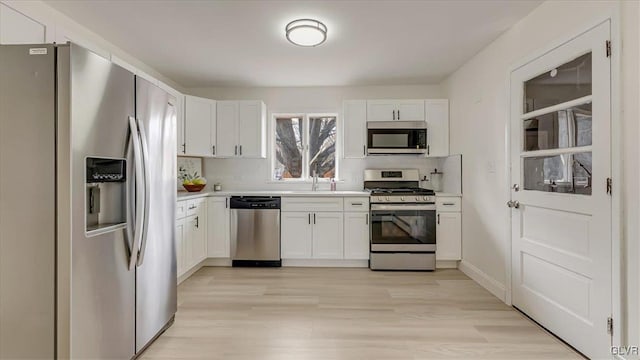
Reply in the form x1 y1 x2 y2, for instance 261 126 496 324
504 10 623 350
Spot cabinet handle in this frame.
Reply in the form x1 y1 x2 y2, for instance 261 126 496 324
212 145 216 155
235 145 238 155
351 202 363 206
397 110 400 120
442 202 455 206
393 110 396 120
182 143 186 154
437 214 440 225
195 216 199 228
427 145 430 155
366 214 369 225
363 145 366 156
225 198 228 208
313 213 316 224
239 145 242 156
188 205 196 210
308 213 311 224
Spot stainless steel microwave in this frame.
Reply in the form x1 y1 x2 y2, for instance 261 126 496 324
367 121 427 155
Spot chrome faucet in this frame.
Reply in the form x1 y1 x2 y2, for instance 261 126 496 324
312 170 319 191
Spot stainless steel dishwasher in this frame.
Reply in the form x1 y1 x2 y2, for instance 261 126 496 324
229 196 281 267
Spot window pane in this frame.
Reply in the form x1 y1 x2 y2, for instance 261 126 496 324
309 116 336 179
523 152 592 195
523 103 592 151
275 117 303 179
524 52 592 113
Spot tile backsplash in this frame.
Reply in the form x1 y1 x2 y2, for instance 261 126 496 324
177 157 203 190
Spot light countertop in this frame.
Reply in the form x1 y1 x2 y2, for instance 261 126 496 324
177 190 461 201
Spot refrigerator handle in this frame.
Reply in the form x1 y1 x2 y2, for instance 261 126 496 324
136 117 152 267
127 116 145 271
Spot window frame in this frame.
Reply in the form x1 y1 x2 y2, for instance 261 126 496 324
270 112 340 182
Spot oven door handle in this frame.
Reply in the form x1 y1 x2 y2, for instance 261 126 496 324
370 204 436 211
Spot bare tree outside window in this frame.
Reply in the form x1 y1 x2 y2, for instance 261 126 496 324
274 115 337 180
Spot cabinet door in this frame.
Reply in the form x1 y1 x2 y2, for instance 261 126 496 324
237 101 266 158
343 100 367 158
185 95 214 157
0 3 48 44
281 212 312 259
207 197 230 258
436 212 461 261
175 218 186 277
367 100 396 122
397 100 425 121
426 99 449 157
184 215 197 269
343 212 369 260
312 212 344 259
193 204 208 264
176 95 185 155
216 101 239 157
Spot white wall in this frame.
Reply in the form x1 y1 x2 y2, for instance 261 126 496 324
0 0 184 91
441 0 639 348
188 85 455 191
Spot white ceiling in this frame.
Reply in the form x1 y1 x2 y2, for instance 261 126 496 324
46 0 542 88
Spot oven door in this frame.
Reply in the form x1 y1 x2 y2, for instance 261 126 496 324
367 123 427 154
370 204 436 252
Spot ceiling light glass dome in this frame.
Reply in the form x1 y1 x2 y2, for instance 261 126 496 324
285 19 327 47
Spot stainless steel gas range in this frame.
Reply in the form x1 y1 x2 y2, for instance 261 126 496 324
365 169 436 271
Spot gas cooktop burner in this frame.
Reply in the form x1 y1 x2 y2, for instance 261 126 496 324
368 188 435 196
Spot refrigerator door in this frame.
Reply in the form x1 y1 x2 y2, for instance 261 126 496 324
68 44 136 359
135 77 177 353
0 44 56 359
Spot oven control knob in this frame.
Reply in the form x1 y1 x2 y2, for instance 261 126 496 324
423 196 429 201
401 196 405 201
415 196 420 201
385 196 390 201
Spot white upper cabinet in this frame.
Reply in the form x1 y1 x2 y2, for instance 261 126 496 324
343 100 367 159
425 99 449 157
367 99 425 122
216 100 266 158
184 95 216 157
0 3 50 44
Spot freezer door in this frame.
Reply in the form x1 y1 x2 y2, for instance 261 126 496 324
135 77 177 353
68 44 136 360
0 44 56 360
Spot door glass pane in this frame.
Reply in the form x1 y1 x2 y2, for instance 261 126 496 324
524 52 592 113
309 116 336 178
523 103 592 151
275 117 303 179
523 152 592 195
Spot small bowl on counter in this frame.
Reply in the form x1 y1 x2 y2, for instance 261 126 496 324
183 183 206 192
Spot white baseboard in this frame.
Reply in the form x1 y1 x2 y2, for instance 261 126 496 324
177 258 208 284
458 260 506 302
282 259 369 267
436 260 459 269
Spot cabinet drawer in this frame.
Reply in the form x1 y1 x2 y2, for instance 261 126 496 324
176 201 187 219
436 197 461 212
186 198 207 216
281 197 343 212
343 197 370 212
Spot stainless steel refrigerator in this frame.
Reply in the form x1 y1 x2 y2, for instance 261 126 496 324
0 43 177 359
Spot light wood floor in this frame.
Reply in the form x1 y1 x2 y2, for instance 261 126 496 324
142 267 582 359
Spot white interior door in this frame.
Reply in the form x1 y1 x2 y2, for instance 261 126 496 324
510 21 611 358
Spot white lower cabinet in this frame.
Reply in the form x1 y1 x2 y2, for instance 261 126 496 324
311 212 344 259
281 212 313 259
176 198 207 278
436 196 462 261
343 212 370 260
207 197 230 258
175 217 186 276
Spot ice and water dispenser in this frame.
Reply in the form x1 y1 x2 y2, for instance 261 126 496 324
85 157 127 235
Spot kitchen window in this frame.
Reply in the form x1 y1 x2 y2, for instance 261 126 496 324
272 114 338 181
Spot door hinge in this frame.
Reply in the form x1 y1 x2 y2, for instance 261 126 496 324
606 177 612 195
606 40 611 58
607 316 613 335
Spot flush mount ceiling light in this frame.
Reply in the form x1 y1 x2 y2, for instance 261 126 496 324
285 19 327 47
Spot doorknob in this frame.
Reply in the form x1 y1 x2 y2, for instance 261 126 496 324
507 200 514 208
513 201 520 209
512 184 520 192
